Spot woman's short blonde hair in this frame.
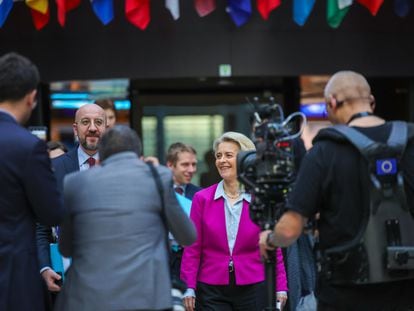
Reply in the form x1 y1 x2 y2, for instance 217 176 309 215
213 131 256 152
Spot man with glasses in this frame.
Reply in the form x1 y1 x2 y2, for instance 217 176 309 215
260 71 414 310
37 104 107 302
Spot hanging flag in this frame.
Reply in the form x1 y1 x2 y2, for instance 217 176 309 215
26 0 49 30
0 0 13 28
194 0 216 17
356 0 383 16
26 0 48 14
166 0 179 20
91 0 114 25
394 0 412 17
125 0 150 30
257 0 281 20
293 0 315 26
327 0 351 28
227 0 252 27
56 0 81 27
30 6 50 30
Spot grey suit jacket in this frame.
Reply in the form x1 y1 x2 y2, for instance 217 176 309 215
54 152 197 311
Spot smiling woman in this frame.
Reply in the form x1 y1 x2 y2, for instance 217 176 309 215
180 131 288 311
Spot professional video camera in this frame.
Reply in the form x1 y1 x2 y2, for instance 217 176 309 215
237 97 307 230
237 98 307 310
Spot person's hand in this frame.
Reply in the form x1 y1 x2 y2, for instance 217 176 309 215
183 296 195 311
276 292 288 310
259 229 276 260
41 269 62 292
142 156 160 166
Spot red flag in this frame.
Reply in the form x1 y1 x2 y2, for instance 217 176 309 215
257 0 281 20
56 0 81 27
30 7 49 30
194 0 216 17
125 0 150 30
357 0 384 15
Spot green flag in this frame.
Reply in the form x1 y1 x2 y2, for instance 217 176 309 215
327 0 351 28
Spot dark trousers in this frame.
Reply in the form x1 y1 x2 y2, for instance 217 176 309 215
195 272 266 311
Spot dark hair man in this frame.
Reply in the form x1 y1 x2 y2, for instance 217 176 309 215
259 71 414 310
0 52 64 310
54 125 197 311
37 103 106 295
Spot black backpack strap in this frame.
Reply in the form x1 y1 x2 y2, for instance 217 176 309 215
147 162 170 253
331 121 408 159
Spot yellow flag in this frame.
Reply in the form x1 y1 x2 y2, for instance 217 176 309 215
25 0 48 14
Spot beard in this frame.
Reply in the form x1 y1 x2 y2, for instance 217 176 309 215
79 136 99 152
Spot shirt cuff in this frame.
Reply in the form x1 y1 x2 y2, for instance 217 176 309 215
183 288 196 298
40 266 51 274
276 291 288 297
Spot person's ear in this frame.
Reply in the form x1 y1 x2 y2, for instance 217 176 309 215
369 95 376 111
327 95 336 110
27 90 37 110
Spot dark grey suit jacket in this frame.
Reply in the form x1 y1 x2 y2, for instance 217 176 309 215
54 152 197 311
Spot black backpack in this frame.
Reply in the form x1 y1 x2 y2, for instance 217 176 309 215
315 121 414 284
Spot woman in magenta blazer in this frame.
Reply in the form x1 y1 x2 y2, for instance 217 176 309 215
181 132 288 311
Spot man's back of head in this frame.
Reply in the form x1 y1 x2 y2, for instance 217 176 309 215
324 70 371 101
99 125 142 161
0 52 40 124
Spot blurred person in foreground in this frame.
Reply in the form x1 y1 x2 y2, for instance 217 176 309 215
54 125 197 311
260 70 414 310
0 52 64 311
181 131 288 311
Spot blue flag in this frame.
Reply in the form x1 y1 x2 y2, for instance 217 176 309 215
394 0 412 17
0 0 13 28
227 0 251 27
293 0 316 26
91 0 114 25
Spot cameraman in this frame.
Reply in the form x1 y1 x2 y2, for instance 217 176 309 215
259 71 414 310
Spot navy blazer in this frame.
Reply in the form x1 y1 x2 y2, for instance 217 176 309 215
0 112 64 310
36 148 79 270
185 183 201 200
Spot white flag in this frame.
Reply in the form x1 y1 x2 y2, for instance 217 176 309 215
338 0 353 10
166 0 179 20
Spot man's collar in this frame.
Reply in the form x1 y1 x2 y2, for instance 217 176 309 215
77 146 98 165
0 108 17 121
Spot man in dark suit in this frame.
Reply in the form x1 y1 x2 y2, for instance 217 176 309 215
37 103 107 293
0 52 65 311
166 142 201 285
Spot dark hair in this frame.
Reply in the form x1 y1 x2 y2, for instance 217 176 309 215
166 142 197 165
94 99 117 116
47 141 68 153
99 125 142 161
0 52 40 102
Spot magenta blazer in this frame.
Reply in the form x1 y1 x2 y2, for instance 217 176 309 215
181 183 288 291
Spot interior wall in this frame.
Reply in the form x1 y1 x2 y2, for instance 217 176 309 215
0 0 413 81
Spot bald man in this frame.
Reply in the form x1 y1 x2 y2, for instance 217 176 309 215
37 104 107 298
259 71 414 310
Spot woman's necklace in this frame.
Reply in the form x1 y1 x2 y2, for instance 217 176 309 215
223 185 241 200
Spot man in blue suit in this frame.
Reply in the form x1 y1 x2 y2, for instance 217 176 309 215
0 52 65 311
37 104 107 294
